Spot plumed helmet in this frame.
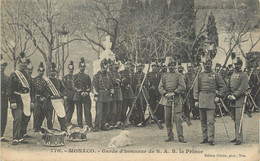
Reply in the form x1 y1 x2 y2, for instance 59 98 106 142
234 57 243 65
79 57 85 67
68 60 74 70
100 58 108 69
38 62 45 72
18 52 26 64
26 59 33 70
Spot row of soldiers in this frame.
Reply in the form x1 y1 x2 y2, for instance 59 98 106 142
1 51 259 146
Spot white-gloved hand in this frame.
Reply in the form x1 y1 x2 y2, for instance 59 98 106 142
195 102 199 108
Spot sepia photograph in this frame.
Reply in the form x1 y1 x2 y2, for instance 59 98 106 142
1 0 260 160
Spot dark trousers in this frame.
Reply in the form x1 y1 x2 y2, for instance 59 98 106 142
108 101 122 126
135 97 146 124
1 96 8 137
11 97 23 140
94 102 110 129
57 116 67 131
157 104 164 120
65 99 75 124
34 98 53 130
20 114 30 136
114 101 123 124
121 98 132 123
75 99 92 127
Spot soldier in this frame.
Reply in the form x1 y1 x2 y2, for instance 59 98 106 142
62 61 75 125
93 58 114 132
20 59 34 138
193 59 226 146
108 61 123 129
73 58 92 128
119 61 135 126
158 59 186 143
1 54 9 142
45 62 67 131
227 57 248 145
148 62 163 122
133 63 149 127
8 52 34 145
33 62 51 132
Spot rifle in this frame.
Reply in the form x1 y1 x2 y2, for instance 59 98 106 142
142 88 163 129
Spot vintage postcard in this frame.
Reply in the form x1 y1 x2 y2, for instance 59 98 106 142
1 0 259 161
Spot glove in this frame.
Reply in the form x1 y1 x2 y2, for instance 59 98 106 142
165 92 175 99
227 95 236 100
110 89 114 94
64 96 68 100
214 97 220 103
94 94 98 102
39 97 46 102
195 101 199 108
10 103 17 109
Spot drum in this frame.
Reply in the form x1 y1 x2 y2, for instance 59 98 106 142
41 128 66 147
67 125 88 142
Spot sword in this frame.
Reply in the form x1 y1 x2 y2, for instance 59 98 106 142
239 94 248 133
220 98 234 120
217 103 230 141
248 93 259 111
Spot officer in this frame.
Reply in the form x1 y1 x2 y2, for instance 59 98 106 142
8 52 34 145
73 58 92 128
1 54 9 142
62 61 75 125
108 61 123 129
158 59 186 143
227 57 248 145
147 62 162 122
45 62 67 131
33 62 51 132
119 60 135 126
93 58 114 132
20 59 34 138
134 63 149 127
193 58 226 146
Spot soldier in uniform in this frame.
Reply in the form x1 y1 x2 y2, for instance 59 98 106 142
108 61 123 129
62 61 75 125
33 62 51 132
73 58 92 128
119 61 135 126
133 63 149 127
20 59 34 138
227 57 248 145
93 58 114 132
148 62 163 122
45 62 67 131
1 54 9 142
193 59 226 146
8 52 34 145
158 59 186 143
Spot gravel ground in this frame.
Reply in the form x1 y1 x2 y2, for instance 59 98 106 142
1 107 259 161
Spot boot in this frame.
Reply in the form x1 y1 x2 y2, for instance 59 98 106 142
165 132 174 142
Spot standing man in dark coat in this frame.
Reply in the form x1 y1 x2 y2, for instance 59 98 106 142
158 59 186 143
62 61 75 125
20 59 34 138
227 57 248 145
45 62 67 131
93 58 114 132
193 59 226 146
8 52 34 145
73 57 92 128
33 62 51 132
1 54 9 142
108 61 123 129
120 61 135 126
148 62 163 122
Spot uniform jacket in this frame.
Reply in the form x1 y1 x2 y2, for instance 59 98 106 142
8 70 34 104
93 71 113 102
62 74 75 100
158 72 186 113
193 71 226 109
228 70 248 108
48 77 66 98
33 75 50 100
147 71 161 98
109 70 123 101
120 69 135 99
73 72 91 102
1 72 9 107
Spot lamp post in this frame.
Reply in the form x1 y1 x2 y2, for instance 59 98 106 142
59 25 69 76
